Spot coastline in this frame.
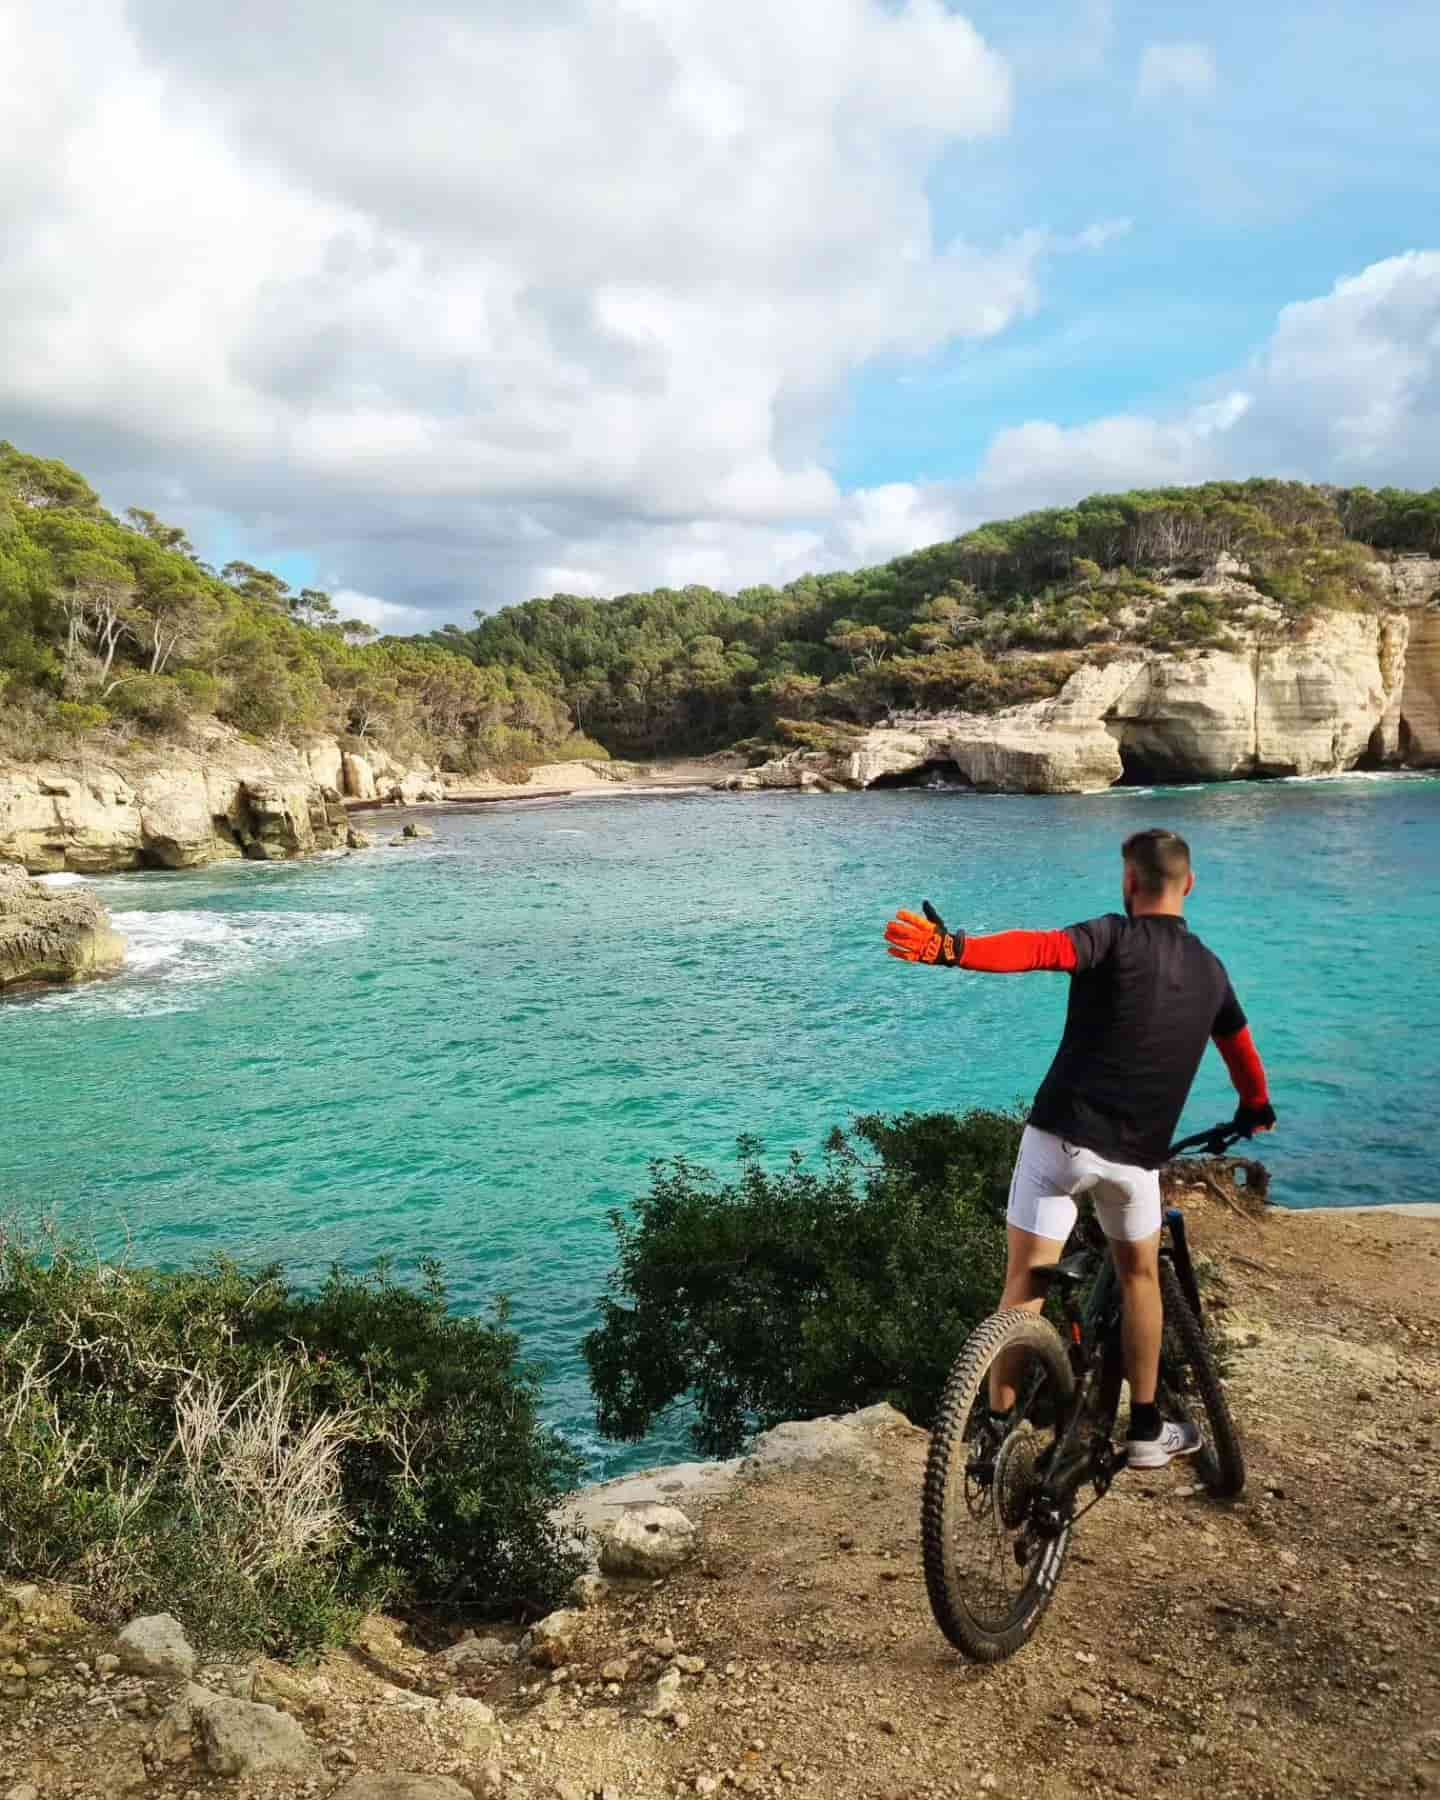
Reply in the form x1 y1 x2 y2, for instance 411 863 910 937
361 757 736 813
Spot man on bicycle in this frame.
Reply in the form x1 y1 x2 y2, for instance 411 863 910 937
884 827 1274 1469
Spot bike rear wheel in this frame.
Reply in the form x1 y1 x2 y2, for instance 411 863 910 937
1156 1260 1245 1498
921 1309 1076 1662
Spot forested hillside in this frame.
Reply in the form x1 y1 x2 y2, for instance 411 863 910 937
3 445 1436 768
442 479 1440 755
0 442 593 773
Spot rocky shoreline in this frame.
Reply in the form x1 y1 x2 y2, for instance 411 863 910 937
727 564 1440 796
2 564 1436 878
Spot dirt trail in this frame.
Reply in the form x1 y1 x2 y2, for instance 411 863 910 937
3 1197 1437 1800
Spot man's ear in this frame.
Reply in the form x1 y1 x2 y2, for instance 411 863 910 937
1183 871 1196 899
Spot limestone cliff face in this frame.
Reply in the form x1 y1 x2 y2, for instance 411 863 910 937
1108 612 1409 781
1399 604 1440 765
0 727 445 874
731 605 1432 796
0 861 125 989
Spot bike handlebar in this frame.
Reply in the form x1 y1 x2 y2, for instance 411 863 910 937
1165 1121 1254 1160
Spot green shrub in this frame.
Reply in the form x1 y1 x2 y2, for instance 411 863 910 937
0 1233 583 1658
584 1110 1017 1457
53 700 111 734
175 667 221 711
541 733 612 763
108 673 192 732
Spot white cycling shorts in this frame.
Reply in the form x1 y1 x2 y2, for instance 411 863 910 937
1006 1124 1162 1246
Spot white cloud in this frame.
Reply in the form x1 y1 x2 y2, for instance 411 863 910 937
1137 42 1218 104
330 590 431 633
0 0 1052 623
871 251 1440 548
526 251 1440 593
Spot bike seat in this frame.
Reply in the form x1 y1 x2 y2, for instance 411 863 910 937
1029 1252 1092 1291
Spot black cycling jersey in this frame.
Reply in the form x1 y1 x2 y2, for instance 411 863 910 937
1028 912 1246 1170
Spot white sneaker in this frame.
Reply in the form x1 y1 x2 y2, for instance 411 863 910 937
1125 1420 1202 1469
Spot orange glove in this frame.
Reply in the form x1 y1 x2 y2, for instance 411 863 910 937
884 902 964 967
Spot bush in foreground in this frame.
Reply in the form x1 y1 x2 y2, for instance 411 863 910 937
584 1110 1018 1457
0 1234 583 1658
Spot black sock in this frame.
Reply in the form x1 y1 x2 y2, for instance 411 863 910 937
1129 1402 1161 1442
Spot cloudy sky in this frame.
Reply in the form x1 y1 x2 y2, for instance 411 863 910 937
3 0 1438 633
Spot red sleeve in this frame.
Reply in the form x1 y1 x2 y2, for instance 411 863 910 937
958 929 1079 975
1214 1024 1269 1106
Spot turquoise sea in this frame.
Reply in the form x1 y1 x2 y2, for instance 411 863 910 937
5 775 1437 1472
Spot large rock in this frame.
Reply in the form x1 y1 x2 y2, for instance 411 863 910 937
341 751 377 800
115 1613 196 1680
525 1608 582 1667
333 1779 474 1800
304 736 345 791
432 1693 498 1754
0 863 125 989
433 1633 515 1671
193 1691 320 1778
599 1504 698 1578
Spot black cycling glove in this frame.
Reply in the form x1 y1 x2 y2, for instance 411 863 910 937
1233 1101 1276 1135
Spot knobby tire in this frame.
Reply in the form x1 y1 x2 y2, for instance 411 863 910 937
1157 1259 1246 1499
921 1309 1075 1663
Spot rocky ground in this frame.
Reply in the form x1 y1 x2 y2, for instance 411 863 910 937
3 1194 1437 1800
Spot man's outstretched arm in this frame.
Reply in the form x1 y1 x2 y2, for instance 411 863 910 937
884 904 1109 971
956 929 1078 974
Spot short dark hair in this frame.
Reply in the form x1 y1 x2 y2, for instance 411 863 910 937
1122 827 1192 895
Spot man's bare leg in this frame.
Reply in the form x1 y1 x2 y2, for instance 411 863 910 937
988 1224 1067 1413
1109 1231 1162 1406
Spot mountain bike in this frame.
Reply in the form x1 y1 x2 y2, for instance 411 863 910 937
921 1121 1250 1663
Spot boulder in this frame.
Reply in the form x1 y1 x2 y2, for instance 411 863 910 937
342 752 378 801
333 1779 474 1800
525 1608 582 1667
347 827 376 850
251 1662 320 1717
570 1571 607 1609
115 1613 196 1680
145 1682 213 1767
434 1633 515 1671
239 780 318 860
0 1584 41 1618
637 1664 684 1719
304 737 345 791
193 1691 320 1778
599 1504 698 1579
400 821 435 839
391 772 447 804
432 1693 498 1755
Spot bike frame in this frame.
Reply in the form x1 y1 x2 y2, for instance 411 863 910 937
1026 1121 1251 1529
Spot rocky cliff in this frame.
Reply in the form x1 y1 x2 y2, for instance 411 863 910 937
0 861 125 988
729 576 1440 796
0 726 446 874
